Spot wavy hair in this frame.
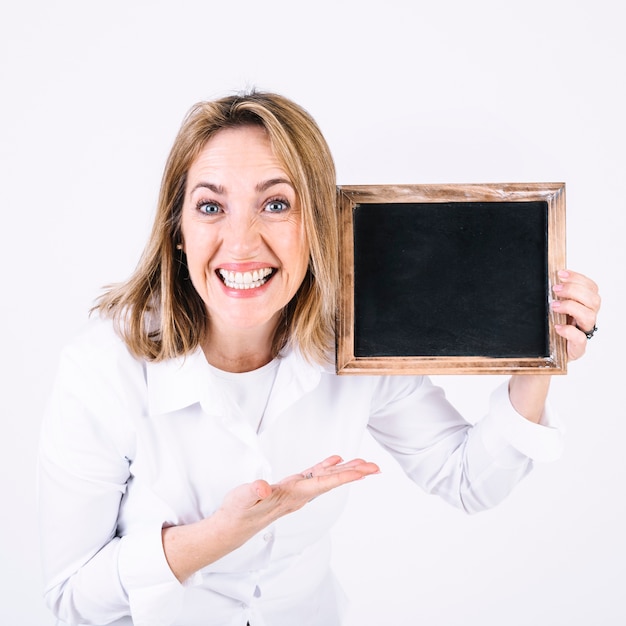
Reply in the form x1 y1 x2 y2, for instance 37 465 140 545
94 91 338 364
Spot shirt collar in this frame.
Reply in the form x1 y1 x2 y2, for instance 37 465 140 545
145 344 332 419
145 347 212 416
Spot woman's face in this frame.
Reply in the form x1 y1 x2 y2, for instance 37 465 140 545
180 125 309 337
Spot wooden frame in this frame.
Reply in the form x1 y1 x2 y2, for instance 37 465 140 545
336 183 567 375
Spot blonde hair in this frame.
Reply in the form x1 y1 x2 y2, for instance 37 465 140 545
94 91 338 364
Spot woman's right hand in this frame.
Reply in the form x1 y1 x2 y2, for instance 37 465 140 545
162 455 380 582
222 455 379 528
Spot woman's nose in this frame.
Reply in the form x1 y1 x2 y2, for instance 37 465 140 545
224 211 261 258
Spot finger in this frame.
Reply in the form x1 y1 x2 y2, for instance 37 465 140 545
556 269 599 294
224 480 272 511
331 458 378 473
553 278 601 312
301 457 378 480
299 463 381 498
298 455 345 480
266 461 382 520
554 323 587 361
553 280 600 307
550 297 597 334
319 455 345 469
252 479 273 500
552 283 602 319
312 461 381 483
552 270 601 333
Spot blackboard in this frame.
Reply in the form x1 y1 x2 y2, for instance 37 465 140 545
336 184 567 375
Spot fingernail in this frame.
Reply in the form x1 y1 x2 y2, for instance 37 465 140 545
551 301 561 309
553 284 563 292
558 270 570 278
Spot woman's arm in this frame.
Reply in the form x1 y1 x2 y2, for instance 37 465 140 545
40 340 379 617
366 268 600 514
508 269 601 423
162 456 379 582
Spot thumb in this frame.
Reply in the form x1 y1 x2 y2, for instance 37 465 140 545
251 479 272 501
226 479 272 511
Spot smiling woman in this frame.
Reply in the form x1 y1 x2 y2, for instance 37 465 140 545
179 125 310 371
94 93 339 367
38 91 601 626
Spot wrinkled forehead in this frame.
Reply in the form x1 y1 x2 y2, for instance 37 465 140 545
186 126 295 190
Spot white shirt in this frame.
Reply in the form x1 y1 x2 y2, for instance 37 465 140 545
38 318 563 626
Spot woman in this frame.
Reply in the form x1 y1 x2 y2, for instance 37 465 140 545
39 92 601 626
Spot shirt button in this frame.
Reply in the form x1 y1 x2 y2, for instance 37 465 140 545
263 532 273 542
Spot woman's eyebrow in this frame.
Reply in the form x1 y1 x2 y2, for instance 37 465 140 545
256 178 294 192
189 178 294 195
190 181 224 195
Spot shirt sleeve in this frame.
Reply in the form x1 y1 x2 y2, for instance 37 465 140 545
366 376 563 514
38 336 185 626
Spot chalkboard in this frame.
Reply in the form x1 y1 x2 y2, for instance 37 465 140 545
336 184 567 375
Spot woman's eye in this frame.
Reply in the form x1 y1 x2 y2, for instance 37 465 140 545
197 202 221 215
264 199 289 213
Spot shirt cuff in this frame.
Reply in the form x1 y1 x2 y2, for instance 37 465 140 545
479 381 564 466
118 523 185 626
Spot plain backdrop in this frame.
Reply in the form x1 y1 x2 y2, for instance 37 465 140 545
1 1 624 624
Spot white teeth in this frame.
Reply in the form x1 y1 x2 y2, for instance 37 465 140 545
218 268 273 289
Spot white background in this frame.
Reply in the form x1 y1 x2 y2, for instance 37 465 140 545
1 1 624 624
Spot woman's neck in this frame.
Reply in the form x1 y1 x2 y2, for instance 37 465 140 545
201 320 280 373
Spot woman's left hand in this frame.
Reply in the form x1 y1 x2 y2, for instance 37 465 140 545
509 269 600 423
551 269 601 361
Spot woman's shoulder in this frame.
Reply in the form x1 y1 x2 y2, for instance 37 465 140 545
57 315 145 382
62 315 129 355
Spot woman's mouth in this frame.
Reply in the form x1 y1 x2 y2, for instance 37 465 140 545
217 268 275 290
